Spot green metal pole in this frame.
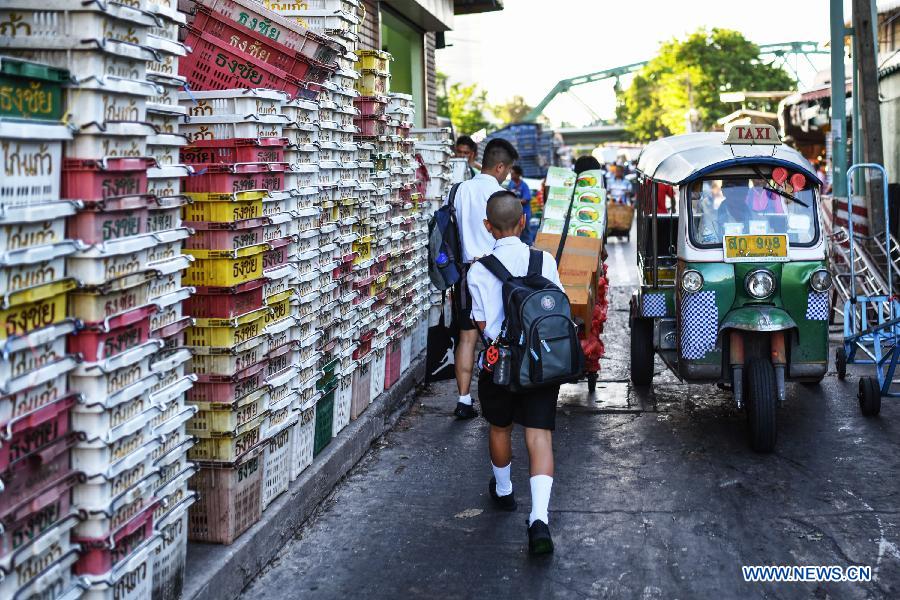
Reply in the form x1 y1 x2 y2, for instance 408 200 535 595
852 41 862 167
831 0 848 198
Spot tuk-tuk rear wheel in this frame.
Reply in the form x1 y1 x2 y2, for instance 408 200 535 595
858 377 881 417
630 317 654 386
835 347 847 380
745 358 777 453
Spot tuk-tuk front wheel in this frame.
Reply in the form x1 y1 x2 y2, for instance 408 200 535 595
745 358 777 453
858 377 881 417
630 317 654 386
835 347 847 380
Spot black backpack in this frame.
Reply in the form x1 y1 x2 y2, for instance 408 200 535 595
427 183 463 291
478 250 585 392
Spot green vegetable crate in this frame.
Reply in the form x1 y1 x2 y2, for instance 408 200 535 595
0 56 69 122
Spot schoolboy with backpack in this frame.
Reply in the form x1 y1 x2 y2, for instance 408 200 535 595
467 191 584 555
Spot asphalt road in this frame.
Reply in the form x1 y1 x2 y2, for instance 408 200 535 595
242 234 900 600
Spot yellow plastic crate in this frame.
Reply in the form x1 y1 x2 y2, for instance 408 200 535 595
188 388 268 435
356 70 390 96
186 306 271 348
357 50 392 72
183 191 266 223
0 279 74 340
184 244 267 287
352 240 372 264
188 413 266 462
264 289 294 326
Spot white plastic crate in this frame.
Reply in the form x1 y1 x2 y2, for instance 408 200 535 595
65 122 155 159
261 413 298 510
65 78 159 129
290 405 316 480
369 346 386 402
263 190 293 217
285 122 319 146
178 89 288 118
281 98 318 124
147 166 190 201
0 120 71 206
151 497 193 600
180 114 288 141
0 513 79 600
5 545 81 600
0 3 157 50
80 536 161 600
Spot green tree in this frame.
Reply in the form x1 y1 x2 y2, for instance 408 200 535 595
436 71 492 135
616 28 795 142
493 95 534 125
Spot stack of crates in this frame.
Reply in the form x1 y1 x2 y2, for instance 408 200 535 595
0 56 84 600
2 0 201 593
177 89 300 542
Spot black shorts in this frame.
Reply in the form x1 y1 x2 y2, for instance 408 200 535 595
477 371 559 430
451 263 476 331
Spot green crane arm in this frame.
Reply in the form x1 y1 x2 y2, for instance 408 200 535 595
524 41 829 122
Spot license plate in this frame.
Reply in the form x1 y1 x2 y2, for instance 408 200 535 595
723 234 789 262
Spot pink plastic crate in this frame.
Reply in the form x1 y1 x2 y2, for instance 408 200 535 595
384 339 401 390
0 472 75 562
62 158 154 201
188 361 267 404
183 280 266 318
74 504 156 576
180 27 306 98
184 163 286 193
181 138 289 165
263 237 293 271
354 116 388 137
186 220 266 251
67 195 155 244
354 96 388 117
0 394 75 474
0 434 78 523
68 304 156 362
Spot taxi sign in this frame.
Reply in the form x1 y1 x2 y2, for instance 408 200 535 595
723 234 789 262
723 124 781 145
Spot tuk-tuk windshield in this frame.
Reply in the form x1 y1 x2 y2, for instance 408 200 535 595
688 177 818 248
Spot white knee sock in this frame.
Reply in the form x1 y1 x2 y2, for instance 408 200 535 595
529 475 553 525
458 393 472 406
492 462 512 496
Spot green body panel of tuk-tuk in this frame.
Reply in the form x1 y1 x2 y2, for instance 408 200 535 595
675 260 829 381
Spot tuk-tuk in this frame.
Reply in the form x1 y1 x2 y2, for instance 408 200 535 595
630 125 831 452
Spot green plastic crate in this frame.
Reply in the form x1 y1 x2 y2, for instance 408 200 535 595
0 57 69 121
313 391 335 457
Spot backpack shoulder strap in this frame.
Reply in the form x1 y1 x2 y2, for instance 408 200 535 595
478 255 514 283
527 249 543 277
447 182 462 209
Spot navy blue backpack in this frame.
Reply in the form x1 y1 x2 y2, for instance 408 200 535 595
427 183 463 291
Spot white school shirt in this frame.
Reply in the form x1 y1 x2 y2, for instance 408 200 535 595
445 173 504 263
468 237 564 341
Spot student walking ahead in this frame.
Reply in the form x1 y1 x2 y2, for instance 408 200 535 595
467 191 566 555
448 139 519 420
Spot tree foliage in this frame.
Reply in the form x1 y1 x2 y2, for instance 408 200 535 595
616 29 795 142
493 95 534 125
436 71 492 135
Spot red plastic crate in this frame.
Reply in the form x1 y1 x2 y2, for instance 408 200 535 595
184 163 285 193
384 339 401 390
0 433 78 522
0 394 75 473
188 361 267 404
180 27 307 98
352 336 372 360
184 279 266 318
354 116 388 137
67 195 156 244
186 220 266 251
74 503 156 576
62 158 154 201
354 96 388 117
68 304 156 362
181 138 289 166
0 471 76 562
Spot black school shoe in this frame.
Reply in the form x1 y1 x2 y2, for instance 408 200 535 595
489 477 517 511
527 520 554 555
454 402 478 420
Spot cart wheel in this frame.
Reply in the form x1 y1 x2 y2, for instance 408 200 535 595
630 317 654 386
835 347 847 380
858 377 882 417
745 358 777 453
587 372 598 394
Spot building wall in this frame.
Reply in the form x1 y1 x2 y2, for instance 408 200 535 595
880 73 900 183
359 0 380 50
425 32 438 126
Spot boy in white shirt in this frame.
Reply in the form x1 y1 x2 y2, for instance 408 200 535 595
467 191 563 555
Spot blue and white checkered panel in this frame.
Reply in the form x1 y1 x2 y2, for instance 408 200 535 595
641 293 667 317
805 291 830 321
680 290 718 359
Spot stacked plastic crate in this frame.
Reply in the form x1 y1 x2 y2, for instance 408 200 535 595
0 56 84 600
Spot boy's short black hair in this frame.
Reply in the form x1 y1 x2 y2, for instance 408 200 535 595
511 165 524 176
486 191 523 231
482 139 519 170
456 135 477 153
574 155 602 174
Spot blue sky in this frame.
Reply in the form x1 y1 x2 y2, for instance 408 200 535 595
436 0 839 125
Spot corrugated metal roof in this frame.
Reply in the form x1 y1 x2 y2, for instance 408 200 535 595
636 132 819 185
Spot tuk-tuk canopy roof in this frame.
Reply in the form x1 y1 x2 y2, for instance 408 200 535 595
636 132 820 185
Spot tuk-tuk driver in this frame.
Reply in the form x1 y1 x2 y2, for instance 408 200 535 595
698 182 750 243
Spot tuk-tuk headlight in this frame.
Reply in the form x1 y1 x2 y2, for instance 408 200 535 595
682 270 704 293
810 269 833 292
745 269 776 299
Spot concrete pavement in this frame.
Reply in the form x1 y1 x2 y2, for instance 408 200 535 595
240 236 900 599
